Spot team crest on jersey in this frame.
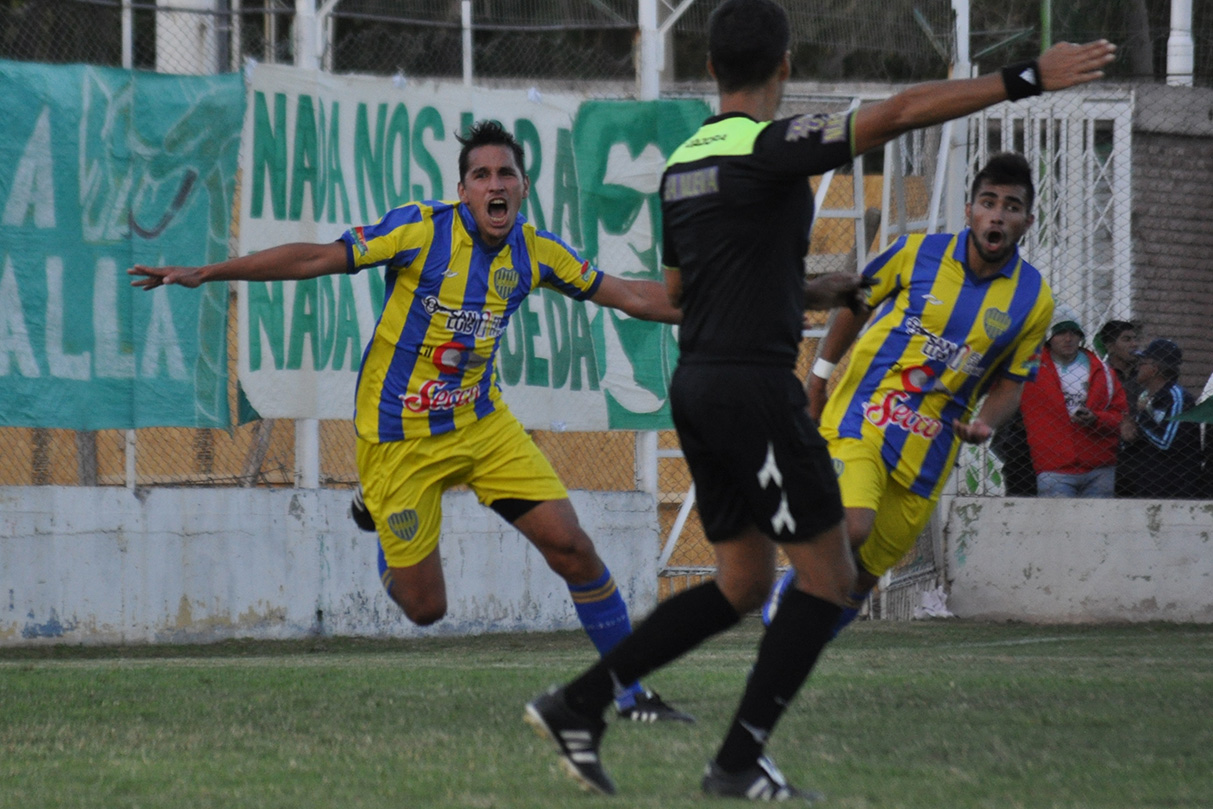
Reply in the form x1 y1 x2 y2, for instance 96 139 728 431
984 308 1012 339
832 458 844 478
492 266 520 299
387 509 419 542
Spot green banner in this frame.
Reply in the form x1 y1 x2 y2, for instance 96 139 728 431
574 100 706 429
0 61 242 429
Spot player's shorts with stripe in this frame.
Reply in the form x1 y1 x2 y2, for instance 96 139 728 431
670 363 844 544
828 436 937 578
357 406 568 568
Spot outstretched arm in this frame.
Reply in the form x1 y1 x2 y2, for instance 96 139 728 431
129 241 348 290
851 40 1116 157
590 274 682 325
955 375 1024 445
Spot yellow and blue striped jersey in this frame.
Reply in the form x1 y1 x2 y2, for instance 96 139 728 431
340 201 602 442
820 230 1053 497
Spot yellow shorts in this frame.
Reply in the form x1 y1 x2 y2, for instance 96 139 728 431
356 407 568 569
828 437 937 579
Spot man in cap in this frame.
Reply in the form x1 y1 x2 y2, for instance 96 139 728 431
1118 339 1204 498
1019 304 1127 497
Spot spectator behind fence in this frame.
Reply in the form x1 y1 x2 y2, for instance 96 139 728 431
1096 319 1142 496
1096 319 1141 405
1118 339 1204 499
990 410 1037 496
1019 305 1127 497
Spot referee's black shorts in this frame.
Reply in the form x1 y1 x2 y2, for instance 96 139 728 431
670 362 844 544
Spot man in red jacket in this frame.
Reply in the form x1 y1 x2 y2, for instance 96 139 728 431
1020 305 1128 497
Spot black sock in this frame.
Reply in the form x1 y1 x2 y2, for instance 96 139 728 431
563 581 740 717
714 588 841 773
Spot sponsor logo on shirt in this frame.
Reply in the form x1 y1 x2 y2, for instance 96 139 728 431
422 296 507 339
904 316 984 374
387 509 419 541
786 113 827 141
401 379 481 413
663 166 720 201
350 226 370 258
864 391 945 439
492 266 520 298
900 364 954 395
685 132 728 149
786 112 848 144
426 341 488 375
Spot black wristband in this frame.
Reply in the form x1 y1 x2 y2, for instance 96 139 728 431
1001 59 1043 101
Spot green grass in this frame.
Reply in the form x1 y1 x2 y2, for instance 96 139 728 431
1 620 1210 808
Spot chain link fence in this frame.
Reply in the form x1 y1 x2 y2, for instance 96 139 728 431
2 1 1212 595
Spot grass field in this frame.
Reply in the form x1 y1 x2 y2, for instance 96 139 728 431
1 619 1210 809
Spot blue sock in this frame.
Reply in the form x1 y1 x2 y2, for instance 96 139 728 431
568 567 644 706
761 568 796 626
376 542 393 598
763 567 868 639
832 602 862 637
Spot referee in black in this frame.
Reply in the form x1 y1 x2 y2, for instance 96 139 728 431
526 0 1115 800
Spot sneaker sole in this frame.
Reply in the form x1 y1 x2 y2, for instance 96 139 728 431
523 704 613 796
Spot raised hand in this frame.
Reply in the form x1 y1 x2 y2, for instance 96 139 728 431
1038 40 1117 91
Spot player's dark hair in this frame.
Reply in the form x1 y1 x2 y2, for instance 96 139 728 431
456 120 525 182
707 0 790 93
970 152 1036 211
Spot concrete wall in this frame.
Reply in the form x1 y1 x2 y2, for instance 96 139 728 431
5 487 1210 646
946 496 1213 623
0 487 660 646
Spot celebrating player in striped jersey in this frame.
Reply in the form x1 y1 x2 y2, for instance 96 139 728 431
764 152 1056 635
130 119 693 723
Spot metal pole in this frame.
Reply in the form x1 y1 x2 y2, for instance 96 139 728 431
945 0 971 233
231 0 242 73
1167 0 1195 87
637 0 660 101
462 0 473 86
121 0 132 69
295 419 320 489
125 430 137 491
293 0 321 489
294 0 319 70
1040 0 1052 52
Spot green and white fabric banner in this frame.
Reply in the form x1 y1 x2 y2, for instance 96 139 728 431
236 63 708 430
0 60 242 429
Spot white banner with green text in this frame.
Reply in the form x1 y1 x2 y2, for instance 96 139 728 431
236 63 709 431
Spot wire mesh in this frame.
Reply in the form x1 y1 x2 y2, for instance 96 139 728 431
1 1 1211 575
